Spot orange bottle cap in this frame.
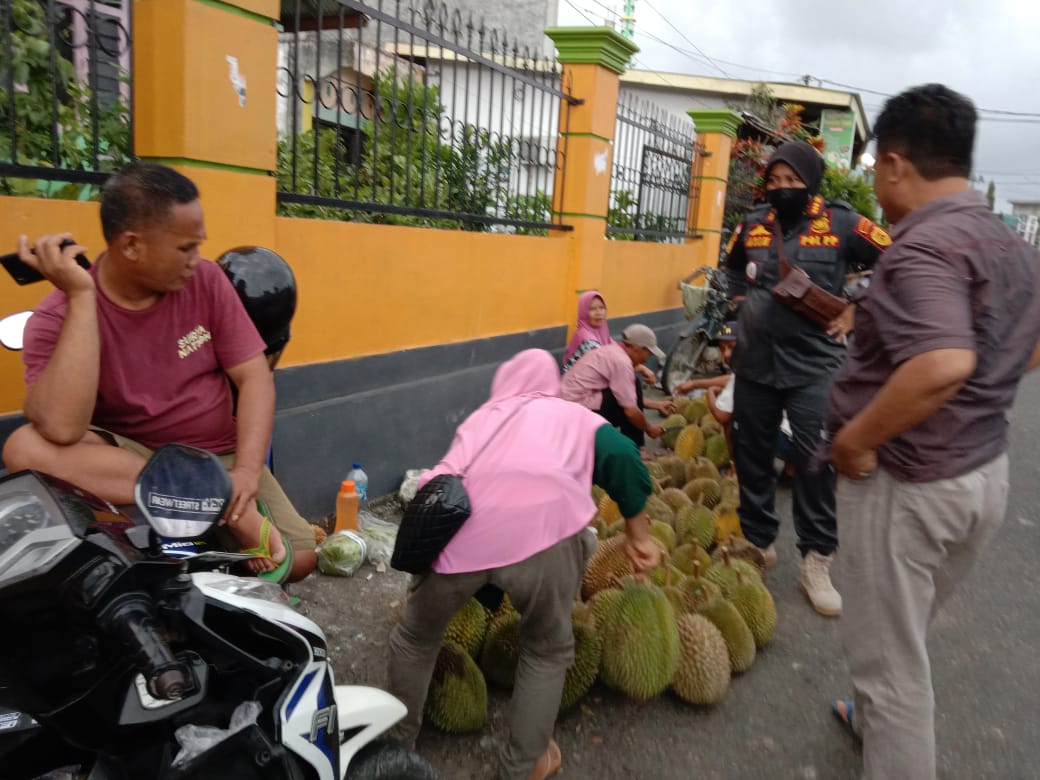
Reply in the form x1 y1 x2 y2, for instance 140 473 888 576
341 480 356 492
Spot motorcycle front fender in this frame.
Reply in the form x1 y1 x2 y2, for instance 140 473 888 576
335 685 407 771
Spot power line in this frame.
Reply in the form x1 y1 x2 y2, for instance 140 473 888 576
821 78 1040 117
638 0 729 78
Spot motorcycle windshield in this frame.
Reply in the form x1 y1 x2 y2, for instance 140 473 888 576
0 471 84 588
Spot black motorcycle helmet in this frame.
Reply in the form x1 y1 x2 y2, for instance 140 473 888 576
216 246 297 369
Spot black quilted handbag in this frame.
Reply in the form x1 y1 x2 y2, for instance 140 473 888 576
391 399 534 575
390 474 471 574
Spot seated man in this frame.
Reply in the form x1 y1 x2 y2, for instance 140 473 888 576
1 162 316 581
561 323 667 446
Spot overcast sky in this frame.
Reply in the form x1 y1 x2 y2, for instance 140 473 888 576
557 0 1040 213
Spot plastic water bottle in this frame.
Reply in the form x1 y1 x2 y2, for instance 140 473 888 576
346 462 369 502
335 480 359 533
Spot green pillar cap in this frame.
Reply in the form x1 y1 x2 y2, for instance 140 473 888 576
688 109 742 140
545 26 639 75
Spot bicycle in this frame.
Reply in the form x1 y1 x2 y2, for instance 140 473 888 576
661 265 732 395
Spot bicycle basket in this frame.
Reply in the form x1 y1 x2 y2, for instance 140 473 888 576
680 282 708 320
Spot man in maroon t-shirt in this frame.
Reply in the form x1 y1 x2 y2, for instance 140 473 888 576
825 84 1040 779
2 163 316 581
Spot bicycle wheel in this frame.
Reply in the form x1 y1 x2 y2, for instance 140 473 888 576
662 333 709 395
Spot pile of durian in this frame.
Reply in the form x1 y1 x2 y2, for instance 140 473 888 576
420 395 777 732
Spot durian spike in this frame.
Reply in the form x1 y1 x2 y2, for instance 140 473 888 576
720 547 732 568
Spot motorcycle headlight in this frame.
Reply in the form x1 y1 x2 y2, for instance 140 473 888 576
0 472 82 588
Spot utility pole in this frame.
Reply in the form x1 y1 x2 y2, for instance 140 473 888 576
619 0 637 39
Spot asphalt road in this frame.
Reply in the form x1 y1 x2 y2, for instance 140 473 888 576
294 371 1040 780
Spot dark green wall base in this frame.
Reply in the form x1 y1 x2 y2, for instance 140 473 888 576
0 309 687 520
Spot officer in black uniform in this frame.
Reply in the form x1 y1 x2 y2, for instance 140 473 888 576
724 140 890 616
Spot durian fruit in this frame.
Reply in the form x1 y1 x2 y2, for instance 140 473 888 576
645 494 676 527
599 580 680 700
581 535 633 600
680 397 709 425
658 487 693 514
597 493 624 525
678 569 719 615
661 414 688 450
590 515 609 540
648 519 677 552
655 455 687 488
719 474 740 504
674 424 706 461
644 461 666 484
444 598 490 659
671 614 731 705
671 542 712 577
713 503 743 544
704 549 763 597
675 503 716 549
591 484 606 505
605 519 625 538
701 419 724 439
704 433 730 468
587 587 623 629
685 456 721 483
424 641 488 732
560 619 603 712
729 572 777 649
648 564 686 589
572 599 595 630
682 477 721 509
480 612 521 688
698 598 756 673
711 535 766 575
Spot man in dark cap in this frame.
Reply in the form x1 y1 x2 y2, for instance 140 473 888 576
723 140 890 616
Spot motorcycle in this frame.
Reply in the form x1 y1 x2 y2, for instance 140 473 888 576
0 442 438 779
661 264 732 395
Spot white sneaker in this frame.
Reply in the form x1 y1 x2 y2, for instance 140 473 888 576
799 550 842 616
757 543 778 569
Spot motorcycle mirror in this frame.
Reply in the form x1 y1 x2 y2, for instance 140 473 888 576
0 311 32 351
133 444 232 539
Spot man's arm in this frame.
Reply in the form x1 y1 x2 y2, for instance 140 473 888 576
831 348 976 477
623 405 663 439
21 235 99 444
675 374 730 394
225 353 275 521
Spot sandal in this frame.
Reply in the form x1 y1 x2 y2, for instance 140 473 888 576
831 698 859 740
241 499 294 585
527 739 561 780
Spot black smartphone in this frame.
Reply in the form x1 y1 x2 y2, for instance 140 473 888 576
1 239 91 285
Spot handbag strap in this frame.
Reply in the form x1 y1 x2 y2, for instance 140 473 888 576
771 219 793 279
459 397 536 477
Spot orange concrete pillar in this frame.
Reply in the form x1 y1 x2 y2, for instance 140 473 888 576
545 26 638 318
687 109 741 265
133 0 280 250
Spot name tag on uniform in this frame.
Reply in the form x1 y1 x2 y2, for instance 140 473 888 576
746 261 759 282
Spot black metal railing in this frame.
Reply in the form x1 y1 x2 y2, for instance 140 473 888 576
0 0 132 198
276 0 578 233
608 91 697 243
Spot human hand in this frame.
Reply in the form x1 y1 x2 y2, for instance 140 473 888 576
826 304 855 342
625 535 662 577
20 234 92 295
831 423 878 480
227 463 262 524
637 364 657 385
646 423 664 439
658 399 677 416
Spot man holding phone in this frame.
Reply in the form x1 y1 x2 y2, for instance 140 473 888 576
1 162 316 581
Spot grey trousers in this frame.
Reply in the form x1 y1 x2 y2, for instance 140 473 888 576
387 532 585 780
836 454 1009 780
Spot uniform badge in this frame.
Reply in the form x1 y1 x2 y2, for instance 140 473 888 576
746 261 758 282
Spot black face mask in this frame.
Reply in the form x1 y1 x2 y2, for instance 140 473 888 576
766 187 812 220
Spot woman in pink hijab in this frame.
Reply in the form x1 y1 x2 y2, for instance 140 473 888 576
562 290 612 372
387 349 660 780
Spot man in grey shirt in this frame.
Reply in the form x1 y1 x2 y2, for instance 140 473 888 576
826 83 1040 780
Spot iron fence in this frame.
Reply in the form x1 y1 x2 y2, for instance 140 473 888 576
608 91 698 243
276 0 578 233
0 0 132 198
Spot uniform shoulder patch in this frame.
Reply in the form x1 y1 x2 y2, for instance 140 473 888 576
854 216 892 249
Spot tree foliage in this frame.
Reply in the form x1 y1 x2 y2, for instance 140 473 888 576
0 0 132 199
276 68 542 233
